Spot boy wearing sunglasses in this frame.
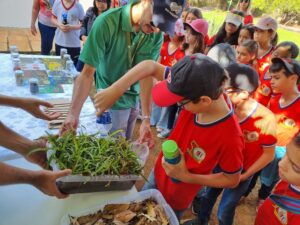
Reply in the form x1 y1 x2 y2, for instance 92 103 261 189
93 54 244 220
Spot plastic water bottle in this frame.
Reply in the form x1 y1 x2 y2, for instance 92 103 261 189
96 89 112 137
162 140 181 183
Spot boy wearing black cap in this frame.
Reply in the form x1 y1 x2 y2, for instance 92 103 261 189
258 58 300 205
193 63 277 225
93 54 244 218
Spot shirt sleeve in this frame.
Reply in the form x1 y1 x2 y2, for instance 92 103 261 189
51 0 59 18
79 16 110 68
78 4 85 21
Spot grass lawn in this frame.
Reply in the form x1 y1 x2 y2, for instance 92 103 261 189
202 10 300 60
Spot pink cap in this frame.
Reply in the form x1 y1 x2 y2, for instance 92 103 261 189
184 19 209 37
255 16 278 31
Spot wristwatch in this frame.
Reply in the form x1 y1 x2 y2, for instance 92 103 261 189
140 115 150 120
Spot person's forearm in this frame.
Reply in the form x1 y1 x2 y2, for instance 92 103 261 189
0 162 39 185
243 147 275 179
70 64 95 117
183 172 240 188
113 60 165 95
139 77 153 117
31 0 39 25
70 23 82 30
0 122 36 156
0 94 26 109
51 16 60 28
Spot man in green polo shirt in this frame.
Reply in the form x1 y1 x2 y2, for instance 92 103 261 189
62 0 185 144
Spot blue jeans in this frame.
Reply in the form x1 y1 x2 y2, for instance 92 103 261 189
55 44 81 66
38 22 56 55
198 177 252 225
110 103 139 140
150 103 169 130
142 170 184 220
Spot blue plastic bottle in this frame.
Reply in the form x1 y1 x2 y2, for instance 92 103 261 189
162 140 181 183
96 89 112 137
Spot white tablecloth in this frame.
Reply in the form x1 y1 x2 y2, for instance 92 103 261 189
0 54 98 161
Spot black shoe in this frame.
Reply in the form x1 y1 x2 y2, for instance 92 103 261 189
191 196 202 215
182 218 209 225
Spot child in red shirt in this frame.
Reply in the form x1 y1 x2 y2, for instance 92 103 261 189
259 58 300 207
236 0 253 25
191 63 276 225
254 41 299 106
255 132 300 225
93 54 244 219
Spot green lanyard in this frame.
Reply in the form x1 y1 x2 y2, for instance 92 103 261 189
126 32 146 68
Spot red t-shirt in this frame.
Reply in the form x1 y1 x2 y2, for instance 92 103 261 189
254 65 273 106
255 181 300 225
240 102 277 170
154 102 244 210
257 47 274 79
160 41 185 67
269 95 300 146
244 15 254 25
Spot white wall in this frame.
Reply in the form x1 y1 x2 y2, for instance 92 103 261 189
0 0 93 28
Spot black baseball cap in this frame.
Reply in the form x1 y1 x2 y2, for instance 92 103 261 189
152 54 226 107
271 58 300 77
153 0 186 36
225 63 259 93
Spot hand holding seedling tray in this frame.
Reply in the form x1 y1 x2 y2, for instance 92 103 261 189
44 131 149 193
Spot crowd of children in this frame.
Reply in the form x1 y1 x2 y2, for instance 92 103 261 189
91 0 300 224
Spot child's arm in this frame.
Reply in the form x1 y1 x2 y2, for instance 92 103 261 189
240 146 275 181
94 60 165 115
162 152 241 188
30 0 39 35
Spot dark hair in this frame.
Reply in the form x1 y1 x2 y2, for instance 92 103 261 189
271 31 278 46
210 10 244 49
241 24 255 39
93 0 111 16
293 132 300 148
240 39 258 55
276 41 300 59
269 61 295 77
187 7 203 19
182 27 205 54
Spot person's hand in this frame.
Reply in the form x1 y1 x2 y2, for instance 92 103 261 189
59 113 79 136
20 98 61 121
33 169 72 199
162 151 190 182
59 24 71 33
26 138 48 168
31 23 37 36
138 120 155 149
94 85 123 116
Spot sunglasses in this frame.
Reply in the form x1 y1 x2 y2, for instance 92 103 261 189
96 0 107 3
240 0 249 3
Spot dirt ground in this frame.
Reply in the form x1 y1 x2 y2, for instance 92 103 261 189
133 120 259 225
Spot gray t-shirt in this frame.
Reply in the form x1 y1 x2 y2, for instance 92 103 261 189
52 0 85 47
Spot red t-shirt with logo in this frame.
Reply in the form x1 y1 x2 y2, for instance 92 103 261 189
240 102 277 170
269 95 300 146
154 102 244 210
160 41 185 67
244 15 254 25
254 65 273 106
255 181 300 225
257 48 274 79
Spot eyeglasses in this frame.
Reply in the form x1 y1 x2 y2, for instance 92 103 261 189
177 99 192 108
240 0 249 3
